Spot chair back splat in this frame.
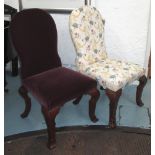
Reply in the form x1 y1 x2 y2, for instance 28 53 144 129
69 6 107 68
10 9 61 79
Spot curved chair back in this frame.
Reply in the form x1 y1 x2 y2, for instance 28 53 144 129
70 6 107 68
10 9 61 79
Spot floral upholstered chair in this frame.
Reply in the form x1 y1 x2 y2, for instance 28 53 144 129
69 6 147 128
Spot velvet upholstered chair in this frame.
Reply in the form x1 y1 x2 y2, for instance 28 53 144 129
69 6 147 128
10 9 100 149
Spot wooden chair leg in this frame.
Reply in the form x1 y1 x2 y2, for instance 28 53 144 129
73 95 83 105
18 86 31 118
105 89 122 128
11 57 18 76
136 75 147 107
42 106 60 150
88 88 100 123
100 86 104 90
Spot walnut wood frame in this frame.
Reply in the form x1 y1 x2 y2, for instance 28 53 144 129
105 75 147 129
18 86 31 118
18 86 99 149
136 75 147 106
105 88 122 128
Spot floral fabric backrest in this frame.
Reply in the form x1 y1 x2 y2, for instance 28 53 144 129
70 6 107 68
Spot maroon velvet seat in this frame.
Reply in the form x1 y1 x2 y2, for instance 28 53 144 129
23 67 97 109
10 9 100 149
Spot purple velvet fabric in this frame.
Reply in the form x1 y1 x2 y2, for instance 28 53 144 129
10 9 97 109
23 67 97 109
10 9 61 79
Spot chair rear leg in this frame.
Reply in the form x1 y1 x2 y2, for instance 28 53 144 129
106 89 122 128
100 86 104 90
73 95 83 105
42 106 60 150
136 75 147 107
18 86 31 118
11 57 18 76
88 88 100 123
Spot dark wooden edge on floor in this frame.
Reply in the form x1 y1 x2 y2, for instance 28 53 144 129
4 125 151 142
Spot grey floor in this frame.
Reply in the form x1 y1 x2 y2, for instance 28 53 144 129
4 68 151 137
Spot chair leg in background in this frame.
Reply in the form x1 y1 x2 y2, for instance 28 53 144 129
106 89 122 129
12 57 18 76
18 86 31 118
4 63 9 92
73 95 83 105
100 86 104 90
136 75 147 107
88 88 100 123
42 106 60 150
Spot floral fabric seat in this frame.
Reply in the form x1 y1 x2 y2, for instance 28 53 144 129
69 6 145 92
80 58 145 92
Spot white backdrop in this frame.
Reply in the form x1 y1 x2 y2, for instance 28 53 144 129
94 0 151 69
5 0 151 71
4 0 19 10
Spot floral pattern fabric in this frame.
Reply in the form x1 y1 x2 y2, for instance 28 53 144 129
78 59 145 92
69 6 107 66
69 6 145 92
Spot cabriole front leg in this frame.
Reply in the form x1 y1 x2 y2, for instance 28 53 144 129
18 86 31 118
136 75 147 107
88 88 100 123
106 89 122 129
42 106 60 150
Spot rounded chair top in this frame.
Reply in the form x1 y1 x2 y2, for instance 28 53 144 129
10 8 61 79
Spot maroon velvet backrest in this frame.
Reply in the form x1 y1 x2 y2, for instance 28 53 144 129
10 9 62 79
